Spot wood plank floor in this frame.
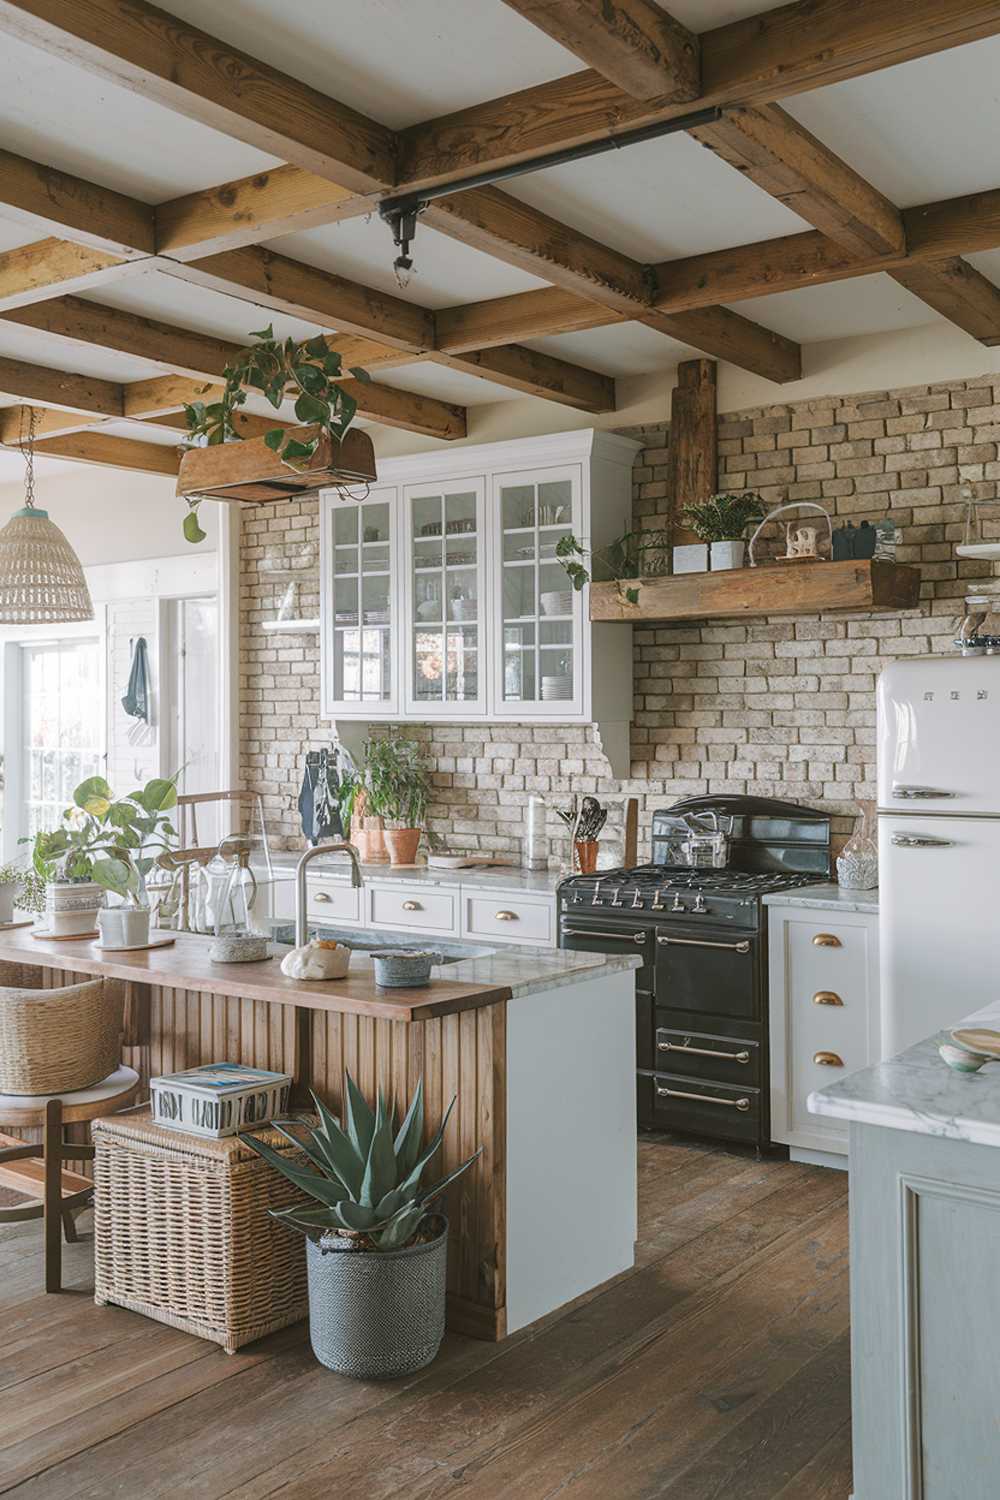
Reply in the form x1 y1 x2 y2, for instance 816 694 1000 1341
0 1137 852 1499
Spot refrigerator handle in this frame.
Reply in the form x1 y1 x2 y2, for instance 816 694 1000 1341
891 783 957 800
890 833 956 849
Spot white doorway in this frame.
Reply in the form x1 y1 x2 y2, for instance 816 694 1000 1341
165 595 221 848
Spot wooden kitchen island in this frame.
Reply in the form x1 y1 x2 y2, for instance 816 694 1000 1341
0 929 639 1341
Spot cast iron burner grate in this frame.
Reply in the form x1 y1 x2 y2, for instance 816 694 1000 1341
568 865 823 895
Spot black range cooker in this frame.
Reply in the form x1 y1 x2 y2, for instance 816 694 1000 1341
557 795 831 1150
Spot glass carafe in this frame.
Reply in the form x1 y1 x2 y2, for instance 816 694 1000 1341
836 800 878 890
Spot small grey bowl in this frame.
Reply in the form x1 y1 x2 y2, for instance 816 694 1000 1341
209 933 270 964
369 949 444 987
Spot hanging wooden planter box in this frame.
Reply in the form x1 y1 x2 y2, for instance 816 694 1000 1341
176 427 376 504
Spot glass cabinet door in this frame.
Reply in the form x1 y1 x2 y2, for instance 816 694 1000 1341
404 479 486 714
321 488 398 714
494 466 582 715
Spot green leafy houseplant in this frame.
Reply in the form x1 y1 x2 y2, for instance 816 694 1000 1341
181 325 370 543
29 773 179 906
242 1074 480 1252
680 491 766 544
362 735 431 829
556 528 671 605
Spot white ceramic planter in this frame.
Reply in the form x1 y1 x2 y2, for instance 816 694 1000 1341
0 882 16 925
710 540 746 570
46 881 104 936
672 543 709 575
97 906 150 949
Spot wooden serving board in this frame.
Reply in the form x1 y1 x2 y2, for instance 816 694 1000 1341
93 935 176 954
31 927 100 941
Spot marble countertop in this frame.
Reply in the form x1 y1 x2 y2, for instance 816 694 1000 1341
256 854 563 895
764 882 879 915
809 996 1000 1147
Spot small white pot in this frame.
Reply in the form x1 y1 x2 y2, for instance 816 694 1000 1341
46 880 105 936
672 543 709 575
710 539 747 571
98 906 151 949
0 883 15 925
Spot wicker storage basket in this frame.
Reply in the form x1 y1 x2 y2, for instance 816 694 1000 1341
93 1109 310 1353
0 979 122 1095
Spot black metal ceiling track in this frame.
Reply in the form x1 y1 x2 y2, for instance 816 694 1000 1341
378 105 724 272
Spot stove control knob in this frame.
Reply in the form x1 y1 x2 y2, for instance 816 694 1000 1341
693 894 707 914
572 889 582 904
631 890 643 909
651 890 666 911
671 894 685 913
610 887 624 907
591 881 603 907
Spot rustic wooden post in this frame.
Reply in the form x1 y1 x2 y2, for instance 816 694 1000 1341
667 358 717 556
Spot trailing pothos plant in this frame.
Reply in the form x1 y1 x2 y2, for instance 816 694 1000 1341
556 528 671 605
181 325 371 543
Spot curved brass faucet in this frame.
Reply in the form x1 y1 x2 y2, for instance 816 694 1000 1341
295 842 363 947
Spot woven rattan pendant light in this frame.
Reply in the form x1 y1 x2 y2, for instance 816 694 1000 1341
0 408 93 624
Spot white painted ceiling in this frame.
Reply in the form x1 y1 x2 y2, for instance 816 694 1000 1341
0 0 997 465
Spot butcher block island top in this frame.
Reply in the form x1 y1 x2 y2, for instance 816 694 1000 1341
0 927 639 1022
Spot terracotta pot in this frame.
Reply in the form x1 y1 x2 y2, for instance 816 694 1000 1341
384 828 421 866
574 839 599 874
352 819 388 863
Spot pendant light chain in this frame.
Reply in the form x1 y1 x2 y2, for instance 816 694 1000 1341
18 404 38 512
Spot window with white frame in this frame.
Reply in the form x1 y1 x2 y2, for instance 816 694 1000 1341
22 639 103 840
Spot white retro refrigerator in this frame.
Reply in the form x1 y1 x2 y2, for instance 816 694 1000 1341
878 655 1000 1056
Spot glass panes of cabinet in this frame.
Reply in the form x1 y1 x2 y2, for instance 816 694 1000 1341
330 500 393 704
499 475 575 705
410 488 480 706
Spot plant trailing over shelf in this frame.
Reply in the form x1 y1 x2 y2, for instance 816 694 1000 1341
181 325 370 544
243 1074 481 1251
555 528 671 605
680 491 766 543
28 772 179 906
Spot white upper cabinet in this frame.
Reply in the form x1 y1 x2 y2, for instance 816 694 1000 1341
319 430 639 773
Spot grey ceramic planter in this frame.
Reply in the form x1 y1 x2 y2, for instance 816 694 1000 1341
306 1214 447 1379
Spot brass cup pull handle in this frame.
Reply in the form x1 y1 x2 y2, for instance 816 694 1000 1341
313 892 332 904
401 900 422 912
655 1084 751 1112
812 933 841 948
813 1051 844 1067
657 1039 750 1064
813 991 843 1007
495 910 518 921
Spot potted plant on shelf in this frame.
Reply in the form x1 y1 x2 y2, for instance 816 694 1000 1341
243 1074 480 1379
680 491 766 571
555 528 670 603
30 773 178 943
361 735 431 866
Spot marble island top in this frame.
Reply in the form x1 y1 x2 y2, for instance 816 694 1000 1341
809 996 1000 1148
0 926 638 1024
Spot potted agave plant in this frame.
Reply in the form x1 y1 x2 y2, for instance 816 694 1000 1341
30 773 178 943
243 1074 480 1379
361 735 431 866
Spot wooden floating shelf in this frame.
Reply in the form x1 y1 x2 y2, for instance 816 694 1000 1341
176 427 376 504
589 559 921 624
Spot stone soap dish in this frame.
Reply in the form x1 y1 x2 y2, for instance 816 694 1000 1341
939 1028 1000 1073
370 949 443 988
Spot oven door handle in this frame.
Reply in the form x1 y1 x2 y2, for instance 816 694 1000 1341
658 1039 751 1064
562 926 646 944
656 935 751 954
655 1084 751 1112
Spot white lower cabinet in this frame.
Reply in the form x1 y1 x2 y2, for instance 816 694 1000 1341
768 904 880 1158
369 883 459 935
305 871 557 947
462 891 554 947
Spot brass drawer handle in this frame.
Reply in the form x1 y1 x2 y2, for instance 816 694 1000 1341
812 933 841 948
813 991 843 1007
657 1039 750 1065
313 892 332 903
495 910 518 921
401 900 422 912
655 1084 751 1112
813 1051 844 1067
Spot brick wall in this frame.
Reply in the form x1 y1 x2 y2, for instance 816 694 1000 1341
240 375 1000 861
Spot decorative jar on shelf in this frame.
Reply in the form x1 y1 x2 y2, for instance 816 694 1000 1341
836 801 878 890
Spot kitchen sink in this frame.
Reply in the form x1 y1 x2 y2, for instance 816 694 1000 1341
271 922 494 964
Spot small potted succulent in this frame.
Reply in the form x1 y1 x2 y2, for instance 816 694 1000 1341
361 735 431 866
30 773 178 942
243 1074 480 1379
680 491 767 571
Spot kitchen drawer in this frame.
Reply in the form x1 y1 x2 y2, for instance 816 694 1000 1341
306 879 362 926
784 917 870 1007
463 891 554 946
370 885 458 935
641 1071 762 1146
654 1024 761 1088
654 927 760 1021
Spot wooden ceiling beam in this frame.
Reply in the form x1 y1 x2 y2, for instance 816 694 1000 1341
890 259 1000 345
398 0 1000 190
0 144 154 256
0 353 122 416
155 165 370 259
640 305 800 383
0 0 397 195
431 345 615 411
28 430 181 475
0 404 105 442
500 0 699 102
689 104 905 258
0 239 135 309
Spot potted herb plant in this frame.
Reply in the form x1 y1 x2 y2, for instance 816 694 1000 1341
361 735 431 866
30 773 178 942
243 1075 480 1379
0 863 23 925
680 491 766 571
